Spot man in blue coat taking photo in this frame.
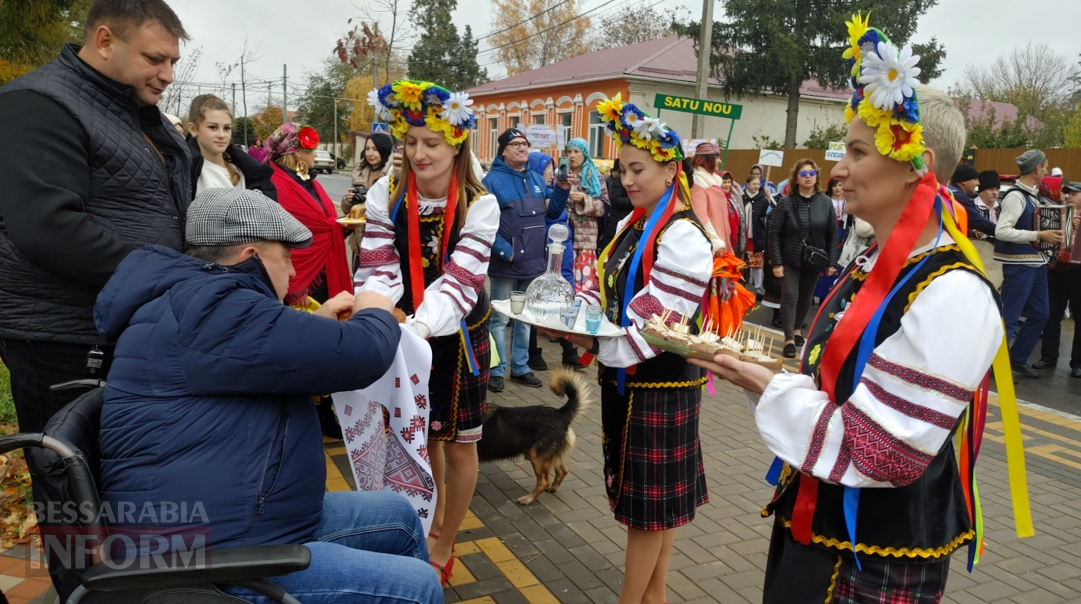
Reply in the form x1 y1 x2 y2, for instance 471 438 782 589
94 187 442 604
483 128 570 392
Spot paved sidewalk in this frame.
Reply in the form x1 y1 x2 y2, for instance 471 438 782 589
6 335 1081 603
450 339 1081 604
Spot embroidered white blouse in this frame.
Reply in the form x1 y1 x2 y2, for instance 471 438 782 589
354 175 500 338
577 214 713 369
750 236 1003 488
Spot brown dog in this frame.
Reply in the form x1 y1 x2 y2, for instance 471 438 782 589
477 368 590 505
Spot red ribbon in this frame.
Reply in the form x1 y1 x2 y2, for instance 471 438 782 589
788 171 940 545
405 171 459 309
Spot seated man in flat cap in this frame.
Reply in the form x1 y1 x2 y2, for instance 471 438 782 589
994 149 1064 380
94 187 442 604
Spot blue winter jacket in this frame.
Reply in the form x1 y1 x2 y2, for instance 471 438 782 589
483 156 568 279
526 153 575 286
94 246 400 550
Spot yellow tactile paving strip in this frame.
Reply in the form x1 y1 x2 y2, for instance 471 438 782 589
324 442 561 604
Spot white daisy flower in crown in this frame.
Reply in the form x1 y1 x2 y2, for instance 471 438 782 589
859 40 921 110
368 88 392 122
634 116 661 141
440 92 475 126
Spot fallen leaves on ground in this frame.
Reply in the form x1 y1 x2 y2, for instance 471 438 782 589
0 423 38 549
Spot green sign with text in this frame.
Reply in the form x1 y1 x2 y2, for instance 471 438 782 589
654 93 743 120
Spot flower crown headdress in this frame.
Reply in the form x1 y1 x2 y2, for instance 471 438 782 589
368 80 476 146
596 94 683 163
843 13 926 173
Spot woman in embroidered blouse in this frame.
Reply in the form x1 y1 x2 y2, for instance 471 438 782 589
546 96 712 604
357 80 499 587
565 138 609 291
691 29 1006 601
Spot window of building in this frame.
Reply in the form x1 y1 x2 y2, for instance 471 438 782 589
509 115 520 129
532 113 545 125
488 117 499 158
558 111 572 146
588 110 605 158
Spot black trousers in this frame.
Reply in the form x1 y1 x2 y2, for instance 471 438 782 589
0 338 113 434
1040 268 1081 368
780 264 821 341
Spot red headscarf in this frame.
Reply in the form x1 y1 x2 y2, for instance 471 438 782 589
271 164 351 304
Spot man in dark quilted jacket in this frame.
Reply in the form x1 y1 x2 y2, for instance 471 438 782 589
0 0 192 433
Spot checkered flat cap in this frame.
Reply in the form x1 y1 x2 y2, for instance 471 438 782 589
187 188 313 249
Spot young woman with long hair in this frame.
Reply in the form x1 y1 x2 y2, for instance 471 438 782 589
358 80 499 586
186 94 274 198
546 95 712 604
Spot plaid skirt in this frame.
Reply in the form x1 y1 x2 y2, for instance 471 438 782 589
763 520 950 604
428 305 491 443
600 382 708 531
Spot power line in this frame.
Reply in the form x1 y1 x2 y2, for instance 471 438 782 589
475 0 571 42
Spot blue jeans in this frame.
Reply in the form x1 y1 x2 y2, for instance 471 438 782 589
490 277 533 378
1001 264 1050 367
227 491 441 604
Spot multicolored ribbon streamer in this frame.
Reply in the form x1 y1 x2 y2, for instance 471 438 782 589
390 173 479 376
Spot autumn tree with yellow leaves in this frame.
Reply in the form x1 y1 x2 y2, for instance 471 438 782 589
488 0 592 76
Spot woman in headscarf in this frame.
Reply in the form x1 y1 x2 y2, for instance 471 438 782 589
691 16 1025 602
687 141 732 253
565 138 609 292
719 170 746 257
359 80 499 586
545 95 712 604
265 122 352 309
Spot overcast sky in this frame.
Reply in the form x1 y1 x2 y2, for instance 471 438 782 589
167 0 1079 109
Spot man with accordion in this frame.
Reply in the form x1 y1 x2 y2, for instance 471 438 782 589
994 149 1065 379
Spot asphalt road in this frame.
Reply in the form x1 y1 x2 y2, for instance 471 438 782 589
316 171 352 216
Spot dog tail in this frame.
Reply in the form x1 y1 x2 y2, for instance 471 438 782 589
549 367 591 424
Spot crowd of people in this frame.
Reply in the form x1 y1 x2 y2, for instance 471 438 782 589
0 1 1069 603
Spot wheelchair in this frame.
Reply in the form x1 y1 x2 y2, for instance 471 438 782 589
0 380 311 603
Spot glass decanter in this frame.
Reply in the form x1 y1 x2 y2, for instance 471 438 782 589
524 223 575 321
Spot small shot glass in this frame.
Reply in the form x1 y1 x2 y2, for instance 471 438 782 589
510 291 526 315
585 305 603 335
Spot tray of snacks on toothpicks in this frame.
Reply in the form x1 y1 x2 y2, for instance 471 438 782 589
639 311 783 372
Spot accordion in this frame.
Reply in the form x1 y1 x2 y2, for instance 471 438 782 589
1034 203 1076 263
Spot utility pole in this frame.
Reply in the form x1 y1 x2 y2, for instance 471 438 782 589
240 59 248 146
691 0 714 139
231 83 236 113
282 64 288 125
333 99 338 161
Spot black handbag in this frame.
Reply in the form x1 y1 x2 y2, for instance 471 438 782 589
791 198 831 271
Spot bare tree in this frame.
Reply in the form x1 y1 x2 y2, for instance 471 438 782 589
590 6 691 52
953 43 1080 121
488 0 592 76
337 0 416 86
160 46 202 119
214 37 262 144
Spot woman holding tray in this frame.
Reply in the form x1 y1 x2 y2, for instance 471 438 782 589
689 14 1029 603
544 94 713 604
357 80 500 586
